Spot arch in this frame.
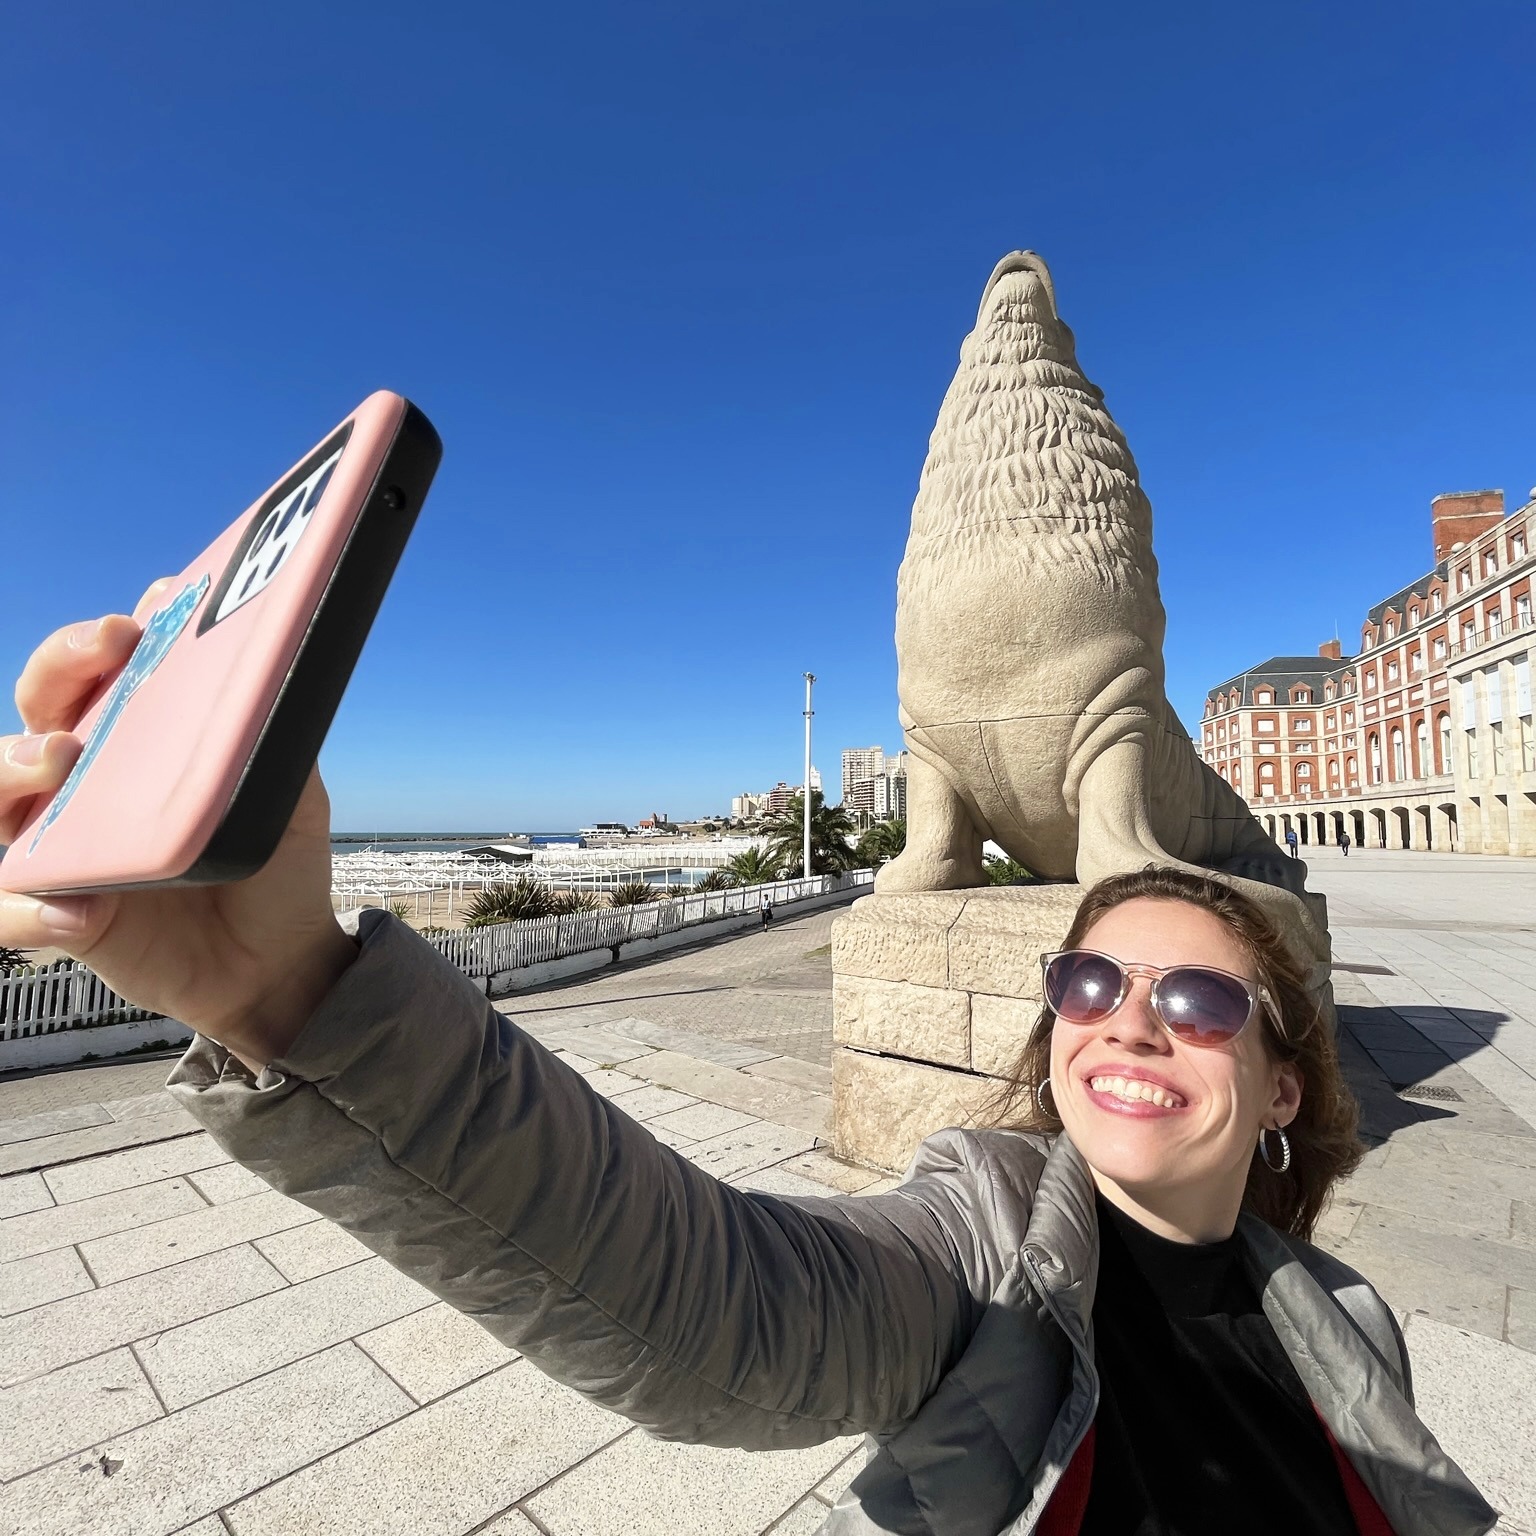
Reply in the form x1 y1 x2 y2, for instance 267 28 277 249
1351 809 1368 846
1390 806 1411 851
1415 805 1433 851
1370 807 1388 849
1312 811 1328 845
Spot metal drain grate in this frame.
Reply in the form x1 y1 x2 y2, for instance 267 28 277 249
1398 1085 1462 1103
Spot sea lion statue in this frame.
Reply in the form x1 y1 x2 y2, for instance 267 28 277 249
876 251 1331 991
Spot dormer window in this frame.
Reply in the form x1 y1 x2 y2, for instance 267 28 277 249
1408 606 1419 624
1513 529 1528 561
1385 618 1396 638
1255 689 1273 705
1293 687 1311 703
1431 591 1443 613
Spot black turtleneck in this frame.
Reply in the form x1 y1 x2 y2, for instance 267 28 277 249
1080 1191 1361 1535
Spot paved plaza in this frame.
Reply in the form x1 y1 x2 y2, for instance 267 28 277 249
0 857 1532 1532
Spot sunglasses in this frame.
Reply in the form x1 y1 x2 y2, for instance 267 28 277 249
1040 949 1285 1048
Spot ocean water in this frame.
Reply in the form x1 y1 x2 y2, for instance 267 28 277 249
331 835 580 855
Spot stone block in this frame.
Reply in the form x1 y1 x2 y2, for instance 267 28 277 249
608 1016 775 1068
830 892 969 989
0 1114 199 1178
137 1257 435 1410
0 1346 162 1480
767 1498 836 1536
1403 1314 1536 1531
0 1246 93 1318
42 1132 229 1205
187 1161 272 1205
684 1121 819 1183
743 1056 835 1096
79 1189 316 1285
255 1220 372 1283
604 1083 700 1122
970 992 1044 1077
650 1102 758 1141
225 1361 622 1536
0 1172 52 1220
832 974 970 1068
0 1244 286 1387
523 1419 859 1536
0 1177 205 1265
637 1051 832 1136
831 1048 996 1174
1 1342 410 1536
0 1102 111 1148
773 1151 884 1194
356 1301 517 1403
946 886 1079 998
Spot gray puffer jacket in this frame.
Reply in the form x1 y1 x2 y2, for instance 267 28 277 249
167 909 1498 1535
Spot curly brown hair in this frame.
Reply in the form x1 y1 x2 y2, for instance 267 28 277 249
982 866 1365 1241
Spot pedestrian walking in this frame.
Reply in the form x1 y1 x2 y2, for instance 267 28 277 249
1340 830 1351 857
759 898 773 930
1284 826 1299 857
0 600 1498 1536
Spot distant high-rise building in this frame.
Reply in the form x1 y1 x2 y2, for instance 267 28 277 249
841 747 886 804
874 773 908 821
764 782 797 815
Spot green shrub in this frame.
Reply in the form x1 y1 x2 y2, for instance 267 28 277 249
462 878 555 927
607 880 660 907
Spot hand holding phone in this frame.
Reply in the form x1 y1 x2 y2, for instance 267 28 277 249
0 394 441 1064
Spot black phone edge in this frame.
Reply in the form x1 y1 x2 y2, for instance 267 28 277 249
179 400 443 887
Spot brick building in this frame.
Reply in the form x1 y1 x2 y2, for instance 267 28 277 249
1199 490 1535 856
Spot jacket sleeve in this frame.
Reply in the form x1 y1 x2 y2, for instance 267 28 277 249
166 908 1007 1449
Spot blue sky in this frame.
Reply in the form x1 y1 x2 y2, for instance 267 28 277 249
4 1 1533 831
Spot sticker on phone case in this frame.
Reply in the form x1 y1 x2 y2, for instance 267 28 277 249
27 575 212 857
211 444 343 627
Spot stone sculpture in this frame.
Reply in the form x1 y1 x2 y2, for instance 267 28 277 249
876 251 1331 993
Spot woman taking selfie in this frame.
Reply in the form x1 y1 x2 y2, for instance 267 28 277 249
0 597 1498 1536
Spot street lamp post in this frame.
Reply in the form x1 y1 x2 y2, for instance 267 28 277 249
803 673 816 879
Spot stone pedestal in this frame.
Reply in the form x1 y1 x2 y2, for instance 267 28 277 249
830 885 1081 1173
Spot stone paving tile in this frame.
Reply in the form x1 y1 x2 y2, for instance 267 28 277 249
137 1256 435 1410
816 1445 869 1503
101 1088 180 1122
224 1361 625 1536
0 1170 53 1218
1514 1201 1535 1248
80 1189 317 1285
582 1068 649 1097
607 1016 777 1069
1509 1288 1536 1352
0 1176 204 1264
1406 1314 1536 1531
511 1025 657 1064
1335 1139 1533 1240
745 1056 835 1096
187 1160 271 1204
0 1102 112 1147
774 1152 883 1194
254 1219 372 1282
606 1083 700 1122
478 1513 543 1535
635 1050 833 1137
525 1422 860 1536
42 1130 228 1204
0 1346 162 1480
770 1496 836 1534
0 1114 200 1178
0 1244 286 1387
0 1245 94 1318
738 1164 847 1201
0 1341 413 1536
0 1059 173 1119
356 1300 518 1404
686 1121 821 1183
649 1101 759 1141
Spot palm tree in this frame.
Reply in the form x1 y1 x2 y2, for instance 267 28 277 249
983 854 1034 885
607 880 660 907
856 818 907 869
463 877 554 927
723 846 783 886
690 870 732 893
0 945 28 973
548 889 600 915
761 791 857 876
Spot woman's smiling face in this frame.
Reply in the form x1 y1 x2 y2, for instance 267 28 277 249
1048 896 1302 1237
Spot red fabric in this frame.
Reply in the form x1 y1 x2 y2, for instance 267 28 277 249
1036 1423 1095 1536
1032 1413 1397 1536
1316 1409 1399 1536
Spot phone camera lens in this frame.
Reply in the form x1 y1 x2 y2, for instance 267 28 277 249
382 486 406 511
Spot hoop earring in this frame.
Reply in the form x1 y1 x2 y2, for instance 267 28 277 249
1259 1126 1291 1173
1036 1078 1054 1116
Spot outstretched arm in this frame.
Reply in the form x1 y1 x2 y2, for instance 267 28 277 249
169 908 1008 1448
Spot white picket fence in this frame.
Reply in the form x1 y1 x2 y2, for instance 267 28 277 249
422 872 868 978
0 870 873 1045
0 959 158 1041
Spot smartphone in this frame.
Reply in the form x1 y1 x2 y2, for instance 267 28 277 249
0 391 441 897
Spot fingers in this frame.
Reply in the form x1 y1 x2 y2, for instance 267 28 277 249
0 730 83 846
0 887 110 958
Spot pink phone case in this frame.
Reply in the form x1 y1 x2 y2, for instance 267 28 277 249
1 390 441 897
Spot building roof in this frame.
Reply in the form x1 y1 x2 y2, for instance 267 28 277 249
1365 560 1447 626
1205 654 1351 706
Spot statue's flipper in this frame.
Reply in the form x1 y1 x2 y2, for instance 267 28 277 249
875 749 985 892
